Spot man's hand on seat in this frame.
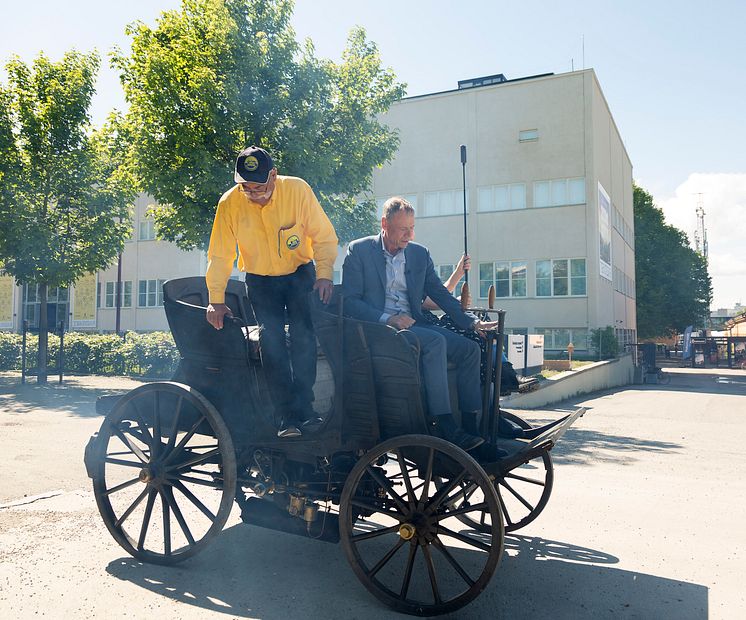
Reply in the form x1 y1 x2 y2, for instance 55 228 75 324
313 278 333 304
206 303 233 330
472 319 498 338
387 313 416 330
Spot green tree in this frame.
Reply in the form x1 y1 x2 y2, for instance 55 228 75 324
0 51 134 383
634 183 712 339
114 0 406 250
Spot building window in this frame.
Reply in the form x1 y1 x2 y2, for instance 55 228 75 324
138 219 156 241
421 190 467 217
533 177 586 208
21 284 69 329
138 279 165 307
477 183 526 212
376 194 418 218
536 258 586 297
536 328 589 350
519 129 538 142
478 261 527 298
105 281 133 308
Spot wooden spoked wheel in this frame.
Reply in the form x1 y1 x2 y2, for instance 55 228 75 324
449 411 554 533
339 435 504 616
89 382 236 565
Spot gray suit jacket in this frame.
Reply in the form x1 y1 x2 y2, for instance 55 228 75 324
341 234 475 331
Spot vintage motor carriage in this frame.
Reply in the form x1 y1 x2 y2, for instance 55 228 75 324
84 277 585 616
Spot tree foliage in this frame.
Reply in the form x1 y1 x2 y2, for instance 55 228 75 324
0 51 135 381
114 0 406 249
634 183 712 339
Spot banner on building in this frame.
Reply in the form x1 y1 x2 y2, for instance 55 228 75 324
0 265 14 328
598 182 612 281
72 273 97 328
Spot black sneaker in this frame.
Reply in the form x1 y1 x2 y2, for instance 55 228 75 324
277 422 302 438
300 416 324 431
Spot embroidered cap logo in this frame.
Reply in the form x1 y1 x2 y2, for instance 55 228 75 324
244 156 259 172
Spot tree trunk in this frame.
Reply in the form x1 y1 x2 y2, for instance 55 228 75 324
37 282 48 384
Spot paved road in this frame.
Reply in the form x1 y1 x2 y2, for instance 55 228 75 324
1 369 745 619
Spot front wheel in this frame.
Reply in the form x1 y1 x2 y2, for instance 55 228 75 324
339 435 504 616
89 382 236 565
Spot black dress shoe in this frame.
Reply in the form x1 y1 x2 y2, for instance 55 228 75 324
432 422 484 452
497 415 526 439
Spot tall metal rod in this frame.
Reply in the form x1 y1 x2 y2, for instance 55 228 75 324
460 144 468 284
488 310 507 445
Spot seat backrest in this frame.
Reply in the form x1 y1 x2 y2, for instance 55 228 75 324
163 277 255 325
359 323 429 439
163 277 253 365
311 287 380 447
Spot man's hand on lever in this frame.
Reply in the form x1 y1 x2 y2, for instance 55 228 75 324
387 313 416 330
313 278 333 304
206 303 233 330
472 319 499 338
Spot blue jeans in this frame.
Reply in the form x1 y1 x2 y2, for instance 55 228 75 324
409 323 482 417
245 263 317 423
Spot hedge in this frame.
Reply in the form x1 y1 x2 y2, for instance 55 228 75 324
0 331 179 378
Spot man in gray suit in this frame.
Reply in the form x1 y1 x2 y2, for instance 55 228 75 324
342 196 497 451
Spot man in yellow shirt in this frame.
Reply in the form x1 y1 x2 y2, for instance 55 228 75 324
206 146 338 438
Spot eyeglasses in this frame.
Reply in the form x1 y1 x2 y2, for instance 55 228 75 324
240 181 270 194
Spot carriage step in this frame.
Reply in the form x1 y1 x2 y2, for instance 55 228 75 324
239 497 340 544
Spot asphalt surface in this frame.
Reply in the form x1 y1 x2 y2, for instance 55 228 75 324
1 368 745 619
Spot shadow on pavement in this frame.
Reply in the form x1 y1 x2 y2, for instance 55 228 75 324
0 373 139 418
106 523 707 619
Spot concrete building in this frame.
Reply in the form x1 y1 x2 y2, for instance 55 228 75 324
1 69 636 354
368 69 636 351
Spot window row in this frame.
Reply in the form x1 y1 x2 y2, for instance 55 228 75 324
613 266 636 299
535 328 589 351
477 258 586 298
612 206 634 248
377 176 586 218
96 279 166 308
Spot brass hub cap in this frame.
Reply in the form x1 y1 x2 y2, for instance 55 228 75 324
138 468 154 483
399 523 416 540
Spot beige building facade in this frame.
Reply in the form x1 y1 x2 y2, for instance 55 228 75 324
2 69 635 352
367 69 636 351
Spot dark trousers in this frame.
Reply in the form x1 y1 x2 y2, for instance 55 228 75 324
245 263 317 423
409 324 482 417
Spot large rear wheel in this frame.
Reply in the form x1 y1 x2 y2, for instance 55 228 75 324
89 382 236 565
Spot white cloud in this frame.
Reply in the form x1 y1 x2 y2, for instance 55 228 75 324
655 173 746 309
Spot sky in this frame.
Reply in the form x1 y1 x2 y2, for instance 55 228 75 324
1 0 744 309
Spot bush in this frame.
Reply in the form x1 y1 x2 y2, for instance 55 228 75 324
122 331 179 378
0 332 22 369
0 329 179 378
590 326 620 360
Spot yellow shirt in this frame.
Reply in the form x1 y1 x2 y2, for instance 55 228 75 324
206 176 338 303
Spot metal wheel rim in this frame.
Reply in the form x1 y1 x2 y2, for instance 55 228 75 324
91 382 236 565
339 434 504 616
